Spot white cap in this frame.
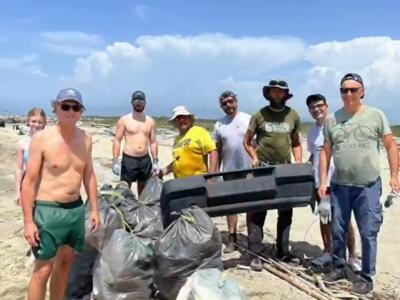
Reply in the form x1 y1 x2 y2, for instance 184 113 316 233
169 105 195 121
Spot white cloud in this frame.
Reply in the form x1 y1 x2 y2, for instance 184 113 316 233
41 31 104 56
64 34 306 116
301 36 400 121
58 34 400 123
0 54 47 77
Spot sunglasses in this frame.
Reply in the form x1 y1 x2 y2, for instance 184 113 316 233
269 80 287 87
60 103 82 112
340 87 361 94
221 98 236 106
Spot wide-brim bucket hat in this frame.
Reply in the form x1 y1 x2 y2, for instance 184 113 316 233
262 79 293 101
169 105 195 122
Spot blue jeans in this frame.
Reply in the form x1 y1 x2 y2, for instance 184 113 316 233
330 178 383 279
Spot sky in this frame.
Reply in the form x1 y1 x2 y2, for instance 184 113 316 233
1 0 400 123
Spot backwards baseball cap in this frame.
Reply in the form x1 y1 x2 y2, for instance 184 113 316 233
55 88 83 105
340 73 364 86
306 93 326 106
131 90 146 102
262 79 293 101
219 90 237 102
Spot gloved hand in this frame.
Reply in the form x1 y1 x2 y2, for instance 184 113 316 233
384 191 400 208
318 195 331 224
152 159 160 174
112 159 121 176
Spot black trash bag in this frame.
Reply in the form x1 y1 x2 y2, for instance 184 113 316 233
64 248 98 300
100 185 136 207
139 176 163 204
119 198 163 239
92 229 155 300
154 206 223 300
85 197 123 251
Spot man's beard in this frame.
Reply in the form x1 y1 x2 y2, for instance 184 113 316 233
269 99 286 109
134 106 145 112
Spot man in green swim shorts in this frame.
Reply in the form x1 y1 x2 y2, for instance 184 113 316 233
21 88 100 300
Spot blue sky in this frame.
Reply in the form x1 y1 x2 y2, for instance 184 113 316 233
1 0 400 123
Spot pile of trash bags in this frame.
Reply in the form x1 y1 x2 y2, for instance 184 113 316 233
65 176 246 300
154 206 223 300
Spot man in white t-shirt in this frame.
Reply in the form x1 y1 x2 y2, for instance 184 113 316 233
306 93 361 272
213 91 252 253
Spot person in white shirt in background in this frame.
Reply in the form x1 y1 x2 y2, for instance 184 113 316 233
306 93 361 272
213 91 252 253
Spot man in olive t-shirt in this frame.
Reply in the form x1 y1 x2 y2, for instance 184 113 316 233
244 79 302 271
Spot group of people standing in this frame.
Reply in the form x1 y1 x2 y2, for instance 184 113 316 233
15 72 399 299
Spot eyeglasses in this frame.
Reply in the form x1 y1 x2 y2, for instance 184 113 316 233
309 103 326 110
221 98 236 106
60 103 82 112
340 87 361 94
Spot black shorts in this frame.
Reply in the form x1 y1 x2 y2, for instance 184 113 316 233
120 153 152 183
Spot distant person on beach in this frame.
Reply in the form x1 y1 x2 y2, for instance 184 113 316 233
306 94 361 272
15 108 47 205
319 73 399 295
21 88 100 300
213 91 251 253
112 90 158 196
243 79 302 271
159 105 218 178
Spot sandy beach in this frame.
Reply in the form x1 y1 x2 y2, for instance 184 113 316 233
0 123 399 300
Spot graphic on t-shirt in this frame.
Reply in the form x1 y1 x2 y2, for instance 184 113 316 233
332 122 374 151
265 122 290 133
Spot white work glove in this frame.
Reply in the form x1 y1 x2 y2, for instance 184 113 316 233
384 191 400 208
318 195 331 224
152 159 160 174
112 159 121 176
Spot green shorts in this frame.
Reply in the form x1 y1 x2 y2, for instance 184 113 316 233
32 198 85 260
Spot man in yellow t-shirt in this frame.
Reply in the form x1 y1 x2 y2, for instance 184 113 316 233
160 106 218 178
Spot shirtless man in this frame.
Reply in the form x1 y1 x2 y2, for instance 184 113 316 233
113 91 158 196
21 88 100 300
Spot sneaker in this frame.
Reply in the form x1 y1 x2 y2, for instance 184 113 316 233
352 276 373 295
311 252 332 268
224 239 236 253
250 257 263 272
323 268 346 283
278 253 301 265
348 255 362 273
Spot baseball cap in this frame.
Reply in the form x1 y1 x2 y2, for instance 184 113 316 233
55 88 83 105
131 90 146 102
340 73 364 86
306 94 326 106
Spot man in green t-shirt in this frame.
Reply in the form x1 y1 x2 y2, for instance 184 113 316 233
319 73 399 295
244 79 302 271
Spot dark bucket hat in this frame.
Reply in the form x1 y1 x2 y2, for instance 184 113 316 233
262 79 293 101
